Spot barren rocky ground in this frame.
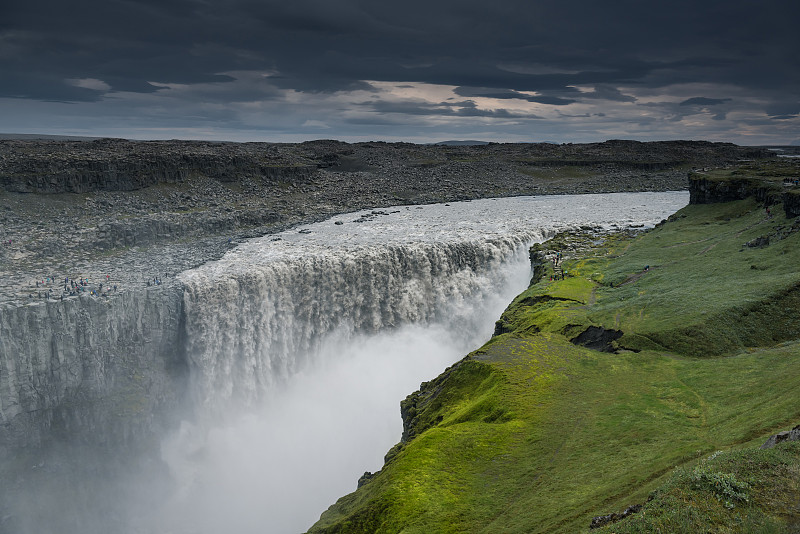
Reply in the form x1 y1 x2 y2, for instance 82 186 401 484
0 138 774 305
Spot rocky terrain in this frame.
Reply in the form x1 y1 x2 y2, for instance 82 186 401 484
308 179 800 533
0 138 773 307
0 139 792 534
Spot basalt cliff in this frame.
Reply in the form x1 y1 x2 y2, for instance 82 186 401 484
0 139 796 534
0 139 773 454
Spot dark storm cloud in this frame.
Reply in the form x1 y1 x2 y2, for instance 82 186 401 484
1 0 798 141
454 84 638 107
1 73 106 102
680 97 732 107
524 95 575 106
453 87 575 105
3 0 796 95
765 102 800 119
362 99 528 119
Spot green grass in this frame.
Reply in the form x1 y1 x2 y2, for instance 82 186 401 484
716 159 800 181
307 198 800 534
595 441 800 533
584 200 800 356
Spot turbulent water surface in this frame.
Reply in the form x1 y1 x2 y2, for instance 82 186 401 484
3 192 689 534
160 192 688 533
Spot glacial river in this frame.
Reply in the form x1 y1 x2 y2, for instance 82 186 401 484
152 191 690 533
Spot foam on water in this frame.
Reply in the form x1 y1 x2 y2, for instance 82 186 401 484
163 191 688 533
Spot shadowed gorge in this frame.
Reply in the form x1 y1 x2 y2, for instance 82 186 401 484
2 140 798 533
0 188 687 533
309 185 800 533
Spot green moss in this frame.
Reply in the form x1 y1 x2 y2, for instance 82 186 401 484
596 442 800 533
307 195 800 534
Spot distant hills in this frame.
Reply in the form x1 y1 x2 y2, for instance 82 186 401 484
433 140 491 146
0 133 101 141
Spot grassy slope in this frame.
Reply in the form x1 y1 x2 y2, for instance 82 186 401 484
308 199 800 533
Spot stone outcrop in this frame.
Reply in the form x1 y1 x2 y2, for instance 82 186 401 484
784 190 800 218
570 326 624 352
760 424 800 449
745 235 770 248
0 139 317 193
399 359 470 444
688 173 783 205
590 503 643 529
0 284 185 454
689 172 800 219
528 248 548 284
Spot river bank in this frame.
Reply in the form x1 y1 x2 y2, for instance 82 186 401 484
0 139 770 306
309 193 800 533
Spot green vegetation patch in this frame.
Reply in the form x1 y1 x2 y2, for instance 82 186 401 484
308 198 800 534
568 199 800 356
596 441 800 534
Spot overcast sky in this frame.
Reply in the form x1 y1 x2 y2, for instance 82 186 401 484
2 0 798 144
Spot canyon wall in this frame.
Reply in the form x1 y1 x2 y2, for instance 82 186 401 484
0 284 186 454
0 234 540 453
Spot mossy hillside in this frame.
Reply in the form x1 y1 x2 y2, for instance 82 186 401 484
600 200 800 355
310 359 523 534
712 159 800 181
594 441 800 534
516 198 800 356
308 201 800 534
311 340 800 533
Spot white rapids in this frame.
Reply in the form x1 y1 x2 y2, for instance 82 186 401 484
158 191 688 533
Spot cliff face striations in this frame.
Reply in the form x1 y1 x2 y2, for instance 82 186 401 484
0 138 773 195
0 138 316 194
0 284 185 455
687 157 800 218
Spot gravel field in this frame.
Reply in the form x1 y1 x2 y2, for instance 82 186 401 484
0 138 771 306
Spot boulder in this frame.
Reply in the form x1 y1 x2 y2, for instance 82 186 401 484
760 424 800 449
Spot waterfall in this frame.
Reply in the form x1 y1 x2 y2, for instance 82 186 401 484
165 234 542 533
161 192 689 533
0 192 691 534
180 234 546 414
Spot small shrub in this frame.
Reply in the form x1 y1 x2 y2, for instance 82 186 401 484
689 461 751 509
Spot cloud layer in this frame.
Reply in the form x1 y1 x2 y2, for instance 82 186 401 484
1 0 798 143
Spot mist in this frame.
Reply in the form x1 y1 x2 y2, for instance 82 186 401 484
153 246 532 533
5 251 530 534
2 193 690 534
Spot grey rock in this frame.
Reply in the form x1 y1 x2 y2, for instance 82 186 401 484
0 284 185 454
760 424 800 449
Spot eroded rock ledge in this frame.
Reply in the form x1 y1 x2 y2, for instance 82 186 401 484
0 140 777 457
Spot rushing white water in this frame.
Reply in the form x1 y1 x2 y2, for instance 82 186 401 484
161 191 688 533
